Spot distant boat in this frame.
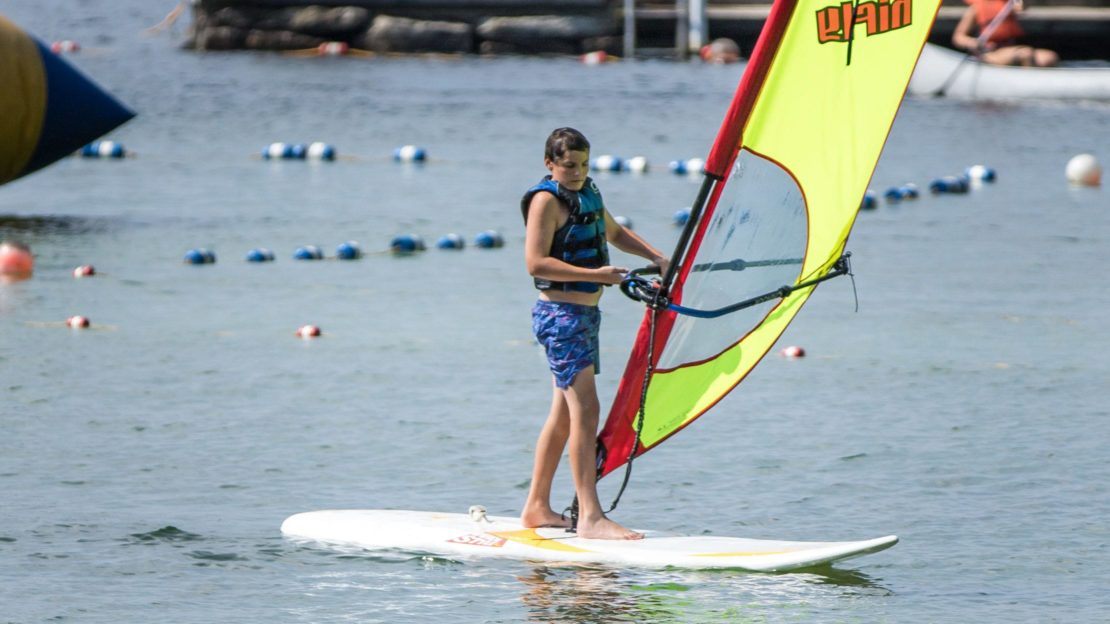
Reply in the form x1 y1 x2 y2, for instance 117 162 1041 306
0 14 135 186
909 42 1110 101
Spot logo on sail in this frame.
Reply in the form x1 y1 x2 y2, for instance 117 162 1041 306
816 0 912 43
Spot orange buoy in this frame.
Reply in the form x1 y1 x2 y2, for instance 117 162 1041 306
0 241 33 282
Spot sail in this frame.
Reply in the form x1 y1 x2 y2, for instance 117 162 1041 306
597 0 940 478
0 14 134 186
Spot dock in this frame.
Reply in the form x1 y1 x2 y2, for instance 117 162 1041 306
189 0 1110 60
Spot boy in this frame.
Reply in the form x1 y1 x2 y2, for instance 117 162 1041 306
520 128 669 540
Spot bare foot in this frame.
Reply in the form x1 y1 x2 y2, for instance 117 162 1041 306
576 516 643 540
520 506 572 529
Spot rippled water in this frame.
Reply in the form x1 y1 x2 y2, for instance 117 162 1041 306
2 2 1109 622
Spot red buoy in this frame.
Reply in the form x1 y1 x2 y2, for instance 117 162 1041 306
781 345 806 358
295 325 322 338
66 315 90 328
0 241 33 282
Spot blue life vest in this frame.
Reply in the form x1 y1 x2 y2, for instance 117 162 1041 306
520 176 609 293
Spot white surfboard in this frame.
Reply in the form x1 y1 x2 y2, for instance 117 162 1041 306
281 508 898 571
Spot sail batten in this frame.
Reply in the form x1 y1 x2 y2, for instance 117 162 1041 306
598 0 940 480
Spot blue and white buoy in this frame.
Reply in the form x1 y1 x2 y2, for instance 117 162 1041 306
245 248 275 262
929 175 970 194
614 215 633 229
474 230 505 249
673 207 692 226
80 141 126 158
435 233 465 250
263 143 308 160
590 155 622 172
884 184 919 203
184 248 216 264
307 142 337 161
335 241 362 260
860 190 878 210
670 158 705 175
394 145 427 162
390 234 426 254
293 245 324 260
965 164 996 183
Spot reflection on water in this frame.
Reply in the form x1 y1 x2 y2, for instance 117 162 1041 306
0 214 114 237
516 562 893 623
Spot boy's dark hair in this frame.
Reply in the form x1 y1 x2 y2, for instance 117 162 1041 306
545 127 590 161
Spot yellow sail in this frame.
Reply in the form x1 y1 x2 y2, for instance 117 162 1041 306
599 0 940 477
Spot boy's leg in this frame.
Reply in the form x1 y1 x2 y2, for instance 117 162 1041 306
522 383 573 528
562 366 642 540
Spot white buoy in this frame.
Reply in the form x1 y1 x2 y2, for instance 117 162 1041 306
623 156 649 173
1066 154 1101 187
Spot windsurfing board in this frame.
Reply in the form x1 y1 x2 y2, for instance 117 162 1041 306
281 509 897 571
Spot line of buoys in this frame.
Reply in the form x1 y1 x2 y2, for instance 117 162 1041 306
73 264 96 278
80 141 127 158
393 145 427 162
184 248 216 264
262 142 336 161
1066 153 1101 187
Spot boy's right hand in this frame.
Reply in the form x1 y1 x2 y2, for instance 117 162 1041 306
594 266 629 285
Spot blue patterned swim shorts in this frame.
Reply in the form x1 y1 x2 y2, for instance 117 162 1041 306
532 299 601 390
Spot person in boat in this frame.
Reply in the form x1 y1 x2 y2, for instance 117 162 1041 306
952 0 1058 67
520 127 669 540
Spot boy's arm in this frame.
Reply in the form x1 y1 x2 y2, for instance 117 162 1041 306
604 209 671 276
526 194 627 285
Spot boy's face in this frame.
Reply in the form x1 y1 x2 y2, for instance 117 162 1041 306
545 149 589 191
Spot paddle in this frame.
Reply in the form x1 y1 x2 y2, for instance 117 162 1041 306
931 0 1019 97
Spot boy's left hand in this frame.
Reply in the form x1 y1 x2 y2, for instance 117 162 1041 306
651 256 671 277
